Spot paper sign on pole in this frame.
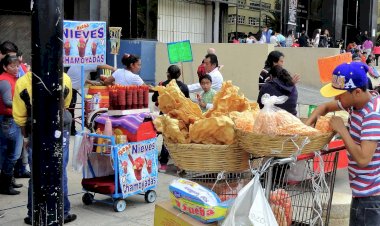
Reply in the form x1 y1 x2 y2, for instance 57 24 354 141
317 53 352 83
167 40 193 64
63 20 106 66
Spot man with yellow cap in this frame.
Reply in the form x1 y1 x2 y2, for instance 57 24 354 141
306 62 380 226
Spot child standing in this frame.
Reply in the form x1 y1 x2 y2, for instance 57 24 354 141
197 74 216 112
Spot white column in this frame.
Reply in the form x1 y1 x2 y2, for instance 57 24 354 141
213 2 220 43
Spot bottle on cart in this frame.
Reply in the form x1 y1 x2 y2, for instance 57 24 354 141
104 117 113 153
93 92 101 110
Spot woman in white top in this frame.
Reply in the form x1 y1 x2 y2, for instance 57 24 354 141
312 29 321 47
104 54 144 86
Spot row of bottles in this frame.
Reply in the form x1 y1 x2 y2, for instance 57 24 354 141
95 117 128 153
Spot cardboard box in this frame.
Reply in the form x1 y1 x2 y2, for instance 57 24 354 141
154 201 218 226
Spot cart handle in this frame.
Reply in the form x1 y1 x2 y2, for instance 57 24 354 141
296 141 346 161
270 141 346 165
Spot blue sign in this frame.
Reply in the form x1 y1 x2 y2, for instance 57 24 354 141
116 138 158 198
63 20 106 66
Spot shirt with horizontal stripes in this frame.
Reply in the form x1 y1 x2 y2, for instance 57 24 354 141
348 96 380 197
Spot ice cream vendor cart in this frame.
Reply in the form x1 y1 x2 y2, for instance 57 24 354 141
80 111 158 212
81 134 158 212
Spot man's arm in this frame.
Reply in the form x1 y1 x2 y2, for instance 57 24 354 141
0 80 12 107
305 101 341 126
187 83 202 93
330 116 377 168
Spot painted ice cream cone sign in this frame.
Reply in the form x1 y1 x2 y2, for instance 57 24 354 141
146 158 152 174
91 41 97 56
77 37 88 57
63 20 106 66
133 157 145 181
64 39 71 55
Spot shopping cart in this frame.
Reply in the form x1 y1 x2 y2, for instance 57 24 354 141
255 143 345 226
183 171 252 202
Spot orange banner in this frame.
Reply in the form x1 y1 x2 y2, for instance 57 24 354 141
318 53 352 84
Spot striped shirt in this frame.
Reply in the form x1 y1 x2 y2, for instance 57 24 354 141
346 96 380 197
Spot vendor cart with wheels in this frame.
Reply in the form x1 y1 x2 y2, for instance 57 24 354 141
80 134 158 212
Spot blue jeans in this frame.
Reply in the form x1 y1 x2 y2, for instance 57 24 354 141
350 196 380 226
0 116 23 176
27 130 70 218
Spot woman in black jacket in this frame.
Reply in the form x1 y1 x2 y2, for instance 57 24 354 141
259 51 284 90
257 65 298 116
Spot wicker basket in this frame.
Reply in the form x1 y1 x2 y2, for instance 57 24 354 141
237 129 335 157
164 140 250 172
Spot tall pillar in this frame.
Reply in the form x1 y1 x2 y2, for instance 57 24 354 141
31 0 64 224
213 2 220 43
357 0 378 41
333 0 344 41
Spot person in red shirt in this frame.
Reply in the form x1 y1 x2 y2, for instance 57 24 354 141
0 54 23 195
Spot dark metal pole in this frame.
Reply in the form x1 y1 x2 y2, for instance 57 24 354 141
31 0 64 225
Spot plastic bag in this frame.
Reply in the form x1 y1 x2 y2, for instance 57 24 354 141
286 160 312 184
254 94 320 136
72 133 84 172
77 132 94 170
253 94 288 134
169 178 230 223
222 172 278 226
84 154 114 178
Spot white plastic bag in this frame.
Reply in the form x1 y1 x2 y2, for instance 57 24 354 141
286 160 312 184
72 133 84 172
222 173 278 226
254 94 288 135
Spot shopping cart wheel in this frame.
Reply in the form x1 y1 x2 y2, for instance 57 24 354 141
82 193 94 205
113 199 127 212
144 190 157 203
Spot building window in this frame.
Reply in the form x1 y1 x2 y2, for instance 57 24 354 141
110 0 158 39
249 1 271 10
248 17 259 26
237 15 245 24
228 14 236 24
262 2 271 10
249 2 260 10
238 0 246 8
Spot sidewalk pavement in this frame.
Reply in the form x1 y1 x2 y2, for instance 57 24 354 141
0 136 351 226
0 136 179 226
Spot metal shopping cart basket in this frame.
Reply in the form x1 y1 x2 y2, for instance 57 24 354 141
255 143 345 226
182 171 252 202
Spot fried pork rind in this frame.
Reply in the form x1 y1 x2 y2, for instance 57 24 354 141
156 79 203 124
229 110 258 132
153 115 164 133
315 116 333 133
189 116 235 145
154 115 189 144
205 81 251 118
